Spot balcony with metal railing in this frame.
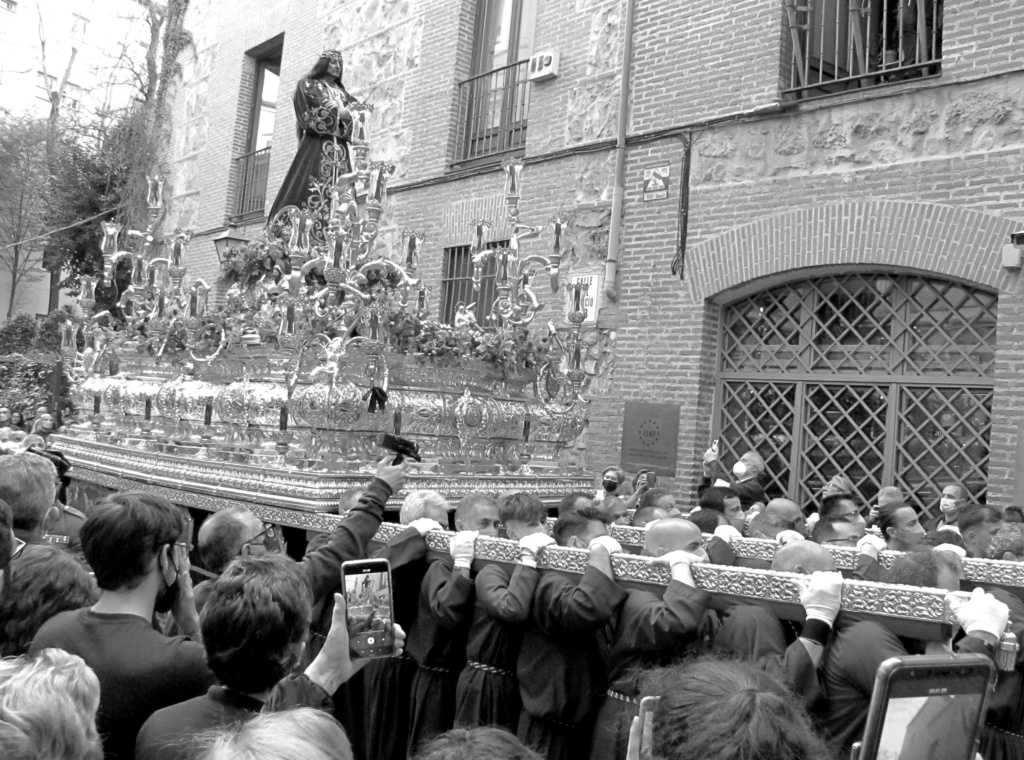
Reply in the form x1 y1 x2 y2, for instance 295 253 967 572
783 0 942 100
231 146 271 222
454 60 530 166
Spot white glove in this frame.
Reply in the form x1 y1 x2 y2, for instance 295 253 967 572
776 530 806 545
407 518 444 537
856 533 887 559
588 535 623 555
713 524 743 542
806 513 820 530
800 571 844 626
948 588 1010 640
450 530 478 570
519 533 556 567
655 550 705 569
934 543 967 559
653 550 704 586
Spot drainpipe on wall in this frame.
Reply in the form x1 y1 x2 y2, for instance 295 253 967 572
603 0 638 308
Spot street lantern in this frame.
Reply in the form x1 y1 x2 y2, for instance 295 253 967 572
212 225 249 263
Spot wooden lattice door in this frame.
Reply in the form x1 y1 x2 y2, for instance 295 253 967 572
715 272 996 519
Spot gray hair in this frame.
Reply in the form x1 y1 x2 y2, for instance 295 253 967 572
399 490 449 524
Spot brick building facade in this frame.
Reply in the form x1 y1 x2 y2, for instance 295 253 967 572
162 0 1024 520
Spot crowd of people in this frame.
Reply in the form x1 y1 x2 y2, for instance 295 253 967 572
0 438 1022 760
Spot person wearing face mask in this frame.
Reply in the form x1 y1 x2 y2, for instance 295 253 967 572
597 467 626 502
589 518 713 760
29 492 215 760
698 445 768 510
930 483 970 532
849 500 928 582
959 505 1005 560
878 501 926 551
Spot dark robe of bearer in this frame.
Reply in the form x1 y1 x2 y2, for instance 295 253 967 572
589 580 712 760
362 527 430 760
516 565 628 760
405 556 476 755
454 562 540 732
714 605 823 706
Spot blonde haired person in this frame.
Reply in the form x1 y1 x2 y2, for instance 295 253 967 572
0 648 102 760
199 708 352 760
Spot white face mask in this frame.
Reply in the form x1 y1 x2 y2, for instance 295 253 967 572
939 497 960 515
732 462 748 479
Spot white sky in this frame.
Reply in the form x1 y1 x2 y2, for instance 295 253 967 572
0 0 151 119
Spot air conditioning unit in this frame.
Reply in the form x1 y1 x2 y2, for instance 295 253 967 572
527 51 560 82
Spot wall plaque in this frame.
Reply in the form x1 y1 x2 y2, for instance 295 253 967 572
620 401 680 476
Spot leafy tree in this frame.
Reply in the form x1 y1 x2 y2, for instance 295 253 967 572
0 116 50 321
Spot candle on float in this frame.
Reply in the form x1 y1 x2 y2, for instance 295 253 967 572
394 408 402 435
405 235 417 270
332 237 345 269
204 403 213 427
279 406 288 432
572 284 583 312
523 415 531 443
417 285 426 311
171 238 182 266
144 399 152 422
93 397 101 414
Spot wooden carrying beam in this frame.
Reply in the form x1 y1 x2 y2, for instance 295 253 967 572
369 524 961 642
64 468 965 641
594 524 1024 599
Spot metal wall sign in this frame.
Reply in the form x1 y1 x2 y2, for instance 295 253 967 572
566 272 602 324
620 401 680 476
642 165 670 201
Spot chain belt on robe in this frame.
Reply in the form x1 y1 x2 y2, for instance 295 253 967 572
606 689 640 706
466 660 515 678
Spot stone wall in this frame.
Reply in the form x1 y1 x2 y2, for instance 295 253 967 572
160 0 1024 504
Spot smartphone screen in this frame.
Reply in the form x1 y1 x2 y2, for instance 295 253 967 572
637 695 659 760
861 656 993 760
342 560 395 659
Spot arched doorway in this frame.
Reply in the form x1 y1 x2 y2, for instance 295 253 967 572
712 271 996 520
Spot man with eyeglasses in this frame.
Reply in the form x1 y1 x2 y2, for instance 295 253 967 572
160 510 288 637
30 491 215 760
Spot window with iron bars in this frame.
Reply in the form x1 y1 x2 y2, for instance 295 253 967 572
232 36 282 222
782 0 942 100
439 242 508 326
454 0 536 165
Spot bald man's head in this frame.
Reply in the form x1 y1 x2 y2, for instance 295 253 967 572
771 541 836 575
644 519 706 560
766 498 805 533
